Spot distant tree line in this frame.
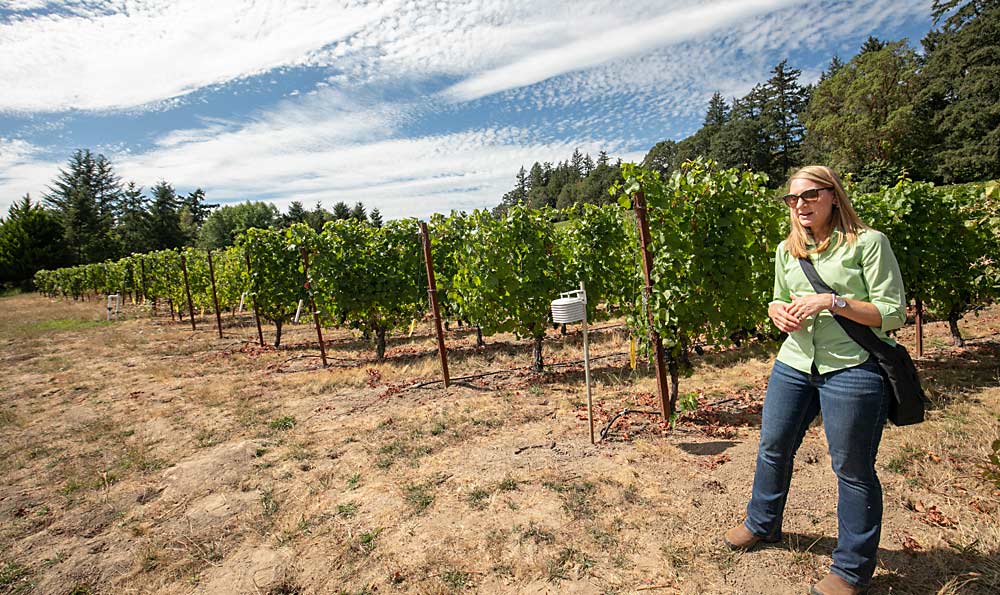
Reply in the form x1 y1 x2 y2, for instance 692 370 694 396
495 0 999 210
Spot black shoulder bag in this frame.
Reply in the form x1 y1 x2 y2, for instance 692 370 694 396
798 257 926 426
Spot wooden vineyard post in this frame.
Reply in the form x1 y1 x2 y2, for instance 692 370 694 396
180 253 197 331
419 221 450 387
299 250 328 367
244 249 265 347
915 298 924 358
207 250 224 338
633 191 672 420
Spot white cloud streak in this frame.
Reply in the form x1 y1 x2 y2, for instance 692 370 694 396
0 0 387 112
0 138 61 214
111 90 632 219
443 0 804 102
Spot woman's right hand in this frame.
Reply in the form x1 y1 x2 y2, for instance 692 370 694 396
769 301 802 333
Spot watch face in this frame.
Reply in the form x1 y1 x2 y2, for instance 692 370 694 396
835 297 846 308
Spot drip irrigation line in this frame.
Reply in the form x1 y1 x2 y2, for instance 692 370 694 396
599 408 661 441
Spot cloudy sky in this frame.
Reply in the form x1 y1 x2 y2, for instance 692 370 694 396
0 0 935 219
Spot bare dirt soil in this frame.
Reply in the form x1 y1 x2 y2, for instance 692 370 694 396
1 293 998 595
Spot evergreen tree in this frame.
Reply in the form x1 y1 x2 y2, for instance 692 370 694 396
711 85 773 175
581 153 595 176
332 201 351 220
116 182 150 253
43 149 121 263
819 55 845 82
919 0 1000 182
369 208 383 228
570 148 585 177
763 60 809 179
146 181 186 250
0 195 67 288
305 202 332 231
283 201 308 227
525 162 551 209
494 166 529 215
350 201 367 222
704 92 730 128
860 35 887 53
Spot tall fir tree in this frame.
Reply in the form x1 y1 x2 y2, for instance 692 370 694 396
763 60 809 180
43 149 121 263
710 85 772 176
919 0 1000 182
704 92 730 128
332 201 351 220
350 202 367 222
116 182 150 253
283 201 308 227
146 181 186 250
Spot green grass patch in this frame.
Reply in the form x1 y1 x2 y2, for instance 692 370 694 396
356 528 381 555
346 472 361 490
0 562 33 594
269 416 296 431
403 482 435 514
375 440 431 469
542 480 597 519
546 547 594 581
885 444 924 475
466 488 491 510
518 521 555 545
28 319 108 333
336 502 359 518
441 569 472 590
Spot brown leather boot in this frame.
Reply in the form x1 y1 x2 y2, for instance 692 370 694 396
722 524 779 551
810 573 867 595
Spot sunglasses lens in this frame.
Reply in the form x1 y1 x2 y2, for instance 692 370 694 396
800 188 819 200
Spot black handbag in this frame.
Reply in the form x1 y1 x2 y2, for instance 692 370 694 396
798 258 926 426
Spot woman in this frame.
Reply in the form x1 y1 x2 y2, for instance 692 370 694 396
724 166 906 595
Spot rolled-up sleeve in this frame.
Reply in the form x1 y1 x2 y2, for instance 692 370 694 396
861 231 907 332
772 243 791 304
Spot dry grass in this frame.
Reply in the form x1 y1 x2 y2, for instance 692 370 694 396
0 292 998 594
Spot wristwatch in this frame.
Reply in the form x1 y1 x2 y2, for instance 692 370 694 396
830 293 847 311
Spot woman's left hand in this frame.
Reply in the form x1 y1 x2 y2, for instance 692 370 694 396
787 293 830 321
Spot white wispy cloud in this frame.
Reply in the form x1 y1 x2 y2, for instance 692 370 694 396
442 0 804 102
111 89 633 219
0 0 387 112
0 138 61 214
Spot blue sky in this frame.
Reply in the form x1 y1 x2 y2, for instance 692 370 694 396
0 0 936 219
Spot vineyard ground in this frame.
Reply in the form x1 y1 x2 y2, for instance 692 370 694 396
1 293 998 595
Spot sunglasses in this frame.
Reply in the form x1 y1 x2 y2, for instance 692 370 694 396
780 186 834 208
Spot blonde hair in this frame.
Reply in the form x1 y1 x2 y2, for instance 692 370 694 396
784 165 869 258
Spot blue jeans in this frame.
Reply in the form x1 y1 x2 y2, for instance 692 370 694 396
745 359 889 588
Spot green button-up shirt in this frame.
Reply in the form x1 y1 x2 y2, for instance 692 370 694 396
773 229 907 375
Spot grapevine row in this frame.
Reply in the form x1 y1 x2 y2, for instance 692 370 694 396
33 161 1000 415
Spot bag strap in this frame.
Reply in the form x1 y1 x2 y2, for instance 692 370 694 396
797 257 895 359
